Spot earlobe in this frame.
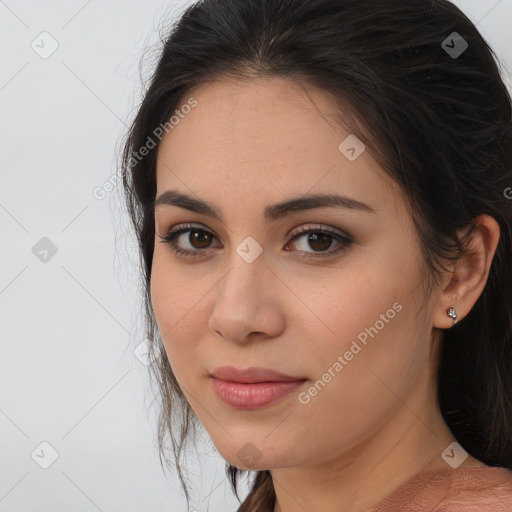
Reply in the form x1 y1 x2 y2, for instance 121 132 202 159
433 215 500 329
434 304 459 329
446 306 458 324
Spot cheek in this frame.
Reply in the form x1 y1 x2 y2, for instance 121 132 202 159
149 250 210 378
316 265 424 381
292 291 419 447
295 246 424 391
150 249 198 328
150 248 248 413
293 260 404 353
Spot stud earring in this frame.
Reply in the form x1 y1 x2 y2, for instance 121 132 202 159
446 307 457 324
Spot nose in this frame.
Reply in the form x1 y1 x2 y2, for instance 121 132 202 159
208 254 286 345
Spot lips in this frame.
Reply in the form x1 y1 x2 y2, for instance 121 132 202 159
210 365 306 383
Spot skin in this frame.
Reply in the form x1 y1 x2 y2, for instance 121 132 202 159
150 75 500 512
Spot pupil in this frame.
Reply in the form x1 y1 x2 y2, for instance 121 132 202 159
191 230 211 248
309 232 331 251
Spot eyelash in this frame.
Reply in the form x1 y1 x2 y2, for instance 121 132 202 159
157 223 353 259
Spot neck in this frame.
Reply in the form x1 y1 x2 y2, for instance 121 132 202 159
271 393 479 512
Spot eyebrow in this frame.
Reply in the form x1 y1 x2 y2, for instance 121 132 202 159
154 190 375 222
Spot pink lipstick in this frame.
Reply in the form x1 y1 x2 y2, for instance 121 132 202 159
210 366 307 409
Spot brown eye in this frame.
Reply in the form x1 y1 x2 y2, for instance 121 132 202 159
158 224 220 257
304 231 333 252
158 223 352 259
287 225 352 258
189 229 213 249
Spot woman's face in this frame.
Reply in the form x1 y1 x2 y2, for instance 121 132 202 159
150 76 441 471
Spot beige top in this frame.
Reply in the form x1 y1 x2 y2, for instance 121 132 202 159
367 467 512 511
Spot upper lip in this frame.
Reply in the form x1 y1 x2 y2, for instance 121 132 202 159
210 365 306 383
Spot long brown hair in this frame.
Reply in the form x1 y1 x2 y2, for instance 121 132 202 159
120 1 512 510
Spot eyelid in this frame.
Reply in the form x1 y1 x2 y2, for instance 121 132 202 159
162 222 352 242
287 223 352 242
162 222 221 242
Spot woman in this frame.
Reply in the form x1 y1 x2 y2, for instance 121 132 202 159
121 0 512 510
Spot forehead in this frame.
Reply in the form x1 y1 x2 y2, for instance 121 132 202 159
160 75 350 153
155 75 399 214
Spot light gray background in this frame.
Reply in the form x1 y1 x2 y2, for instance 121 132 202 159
0 1 510 511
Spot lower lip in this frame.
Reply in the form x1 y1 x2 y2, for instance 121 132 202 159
211 377 306 409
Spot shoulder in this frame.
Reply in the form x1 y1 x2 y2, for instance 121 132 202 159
369 467 512 511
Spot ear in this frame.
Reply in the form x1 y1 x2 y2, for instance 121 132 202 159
433 214 500 329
